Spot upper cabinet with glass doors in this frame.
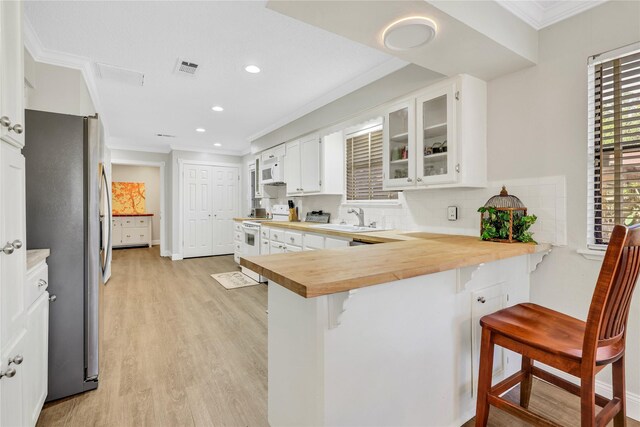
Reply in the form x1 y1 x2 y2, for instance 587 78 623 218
382 74 486 190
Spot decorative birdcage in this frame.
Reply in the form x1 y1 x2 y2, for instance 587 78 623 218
479 186 529 243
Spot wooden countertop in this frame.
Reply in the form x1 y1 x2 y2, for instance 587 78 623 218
113 213 154 217
241 234 549 298
27 249 50 272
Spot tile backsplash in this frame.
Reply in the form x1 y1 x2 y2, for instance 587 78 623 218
258 176 567 246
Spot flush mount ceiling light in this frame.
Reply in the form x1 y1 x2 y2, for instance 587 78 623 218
196 128 206 133
211 106 224 112
382 16 437 51
245 65 261 74
213 143 222 147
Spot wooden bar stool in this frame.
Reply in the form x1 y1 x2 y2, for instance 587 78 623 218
475 224 640 427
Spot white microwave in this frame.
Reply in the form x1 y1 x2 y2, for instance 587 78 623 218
261 157 284 184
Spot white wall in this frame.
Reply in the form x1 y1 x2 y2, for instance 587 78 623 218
24 53 95 116
111 164 161 242
110 149 171 255
486 0 640 402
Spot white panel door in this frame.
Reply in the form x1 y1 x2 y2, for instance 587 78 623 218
183 164 213 258
211 166 239 255
0 332 25 427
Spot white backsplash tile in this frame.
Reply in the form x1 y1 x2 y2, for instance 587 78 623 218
260 175 567 245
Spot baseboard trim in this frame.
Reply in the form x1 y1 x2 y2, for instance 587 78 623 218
161 250 171 257
540 364 640 421
152 239 161 245
171 253 183 261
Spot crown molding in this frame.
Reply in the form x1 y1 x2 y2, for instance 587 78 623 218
246 56 407 143
496 0 608 30
23 17 108 135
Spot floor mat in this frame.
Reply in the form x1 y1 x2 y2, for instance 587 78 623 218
211 272 260 289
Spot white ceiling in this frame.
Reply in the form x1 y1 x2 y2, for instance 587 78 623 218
496 0 608 30
24 1 404 154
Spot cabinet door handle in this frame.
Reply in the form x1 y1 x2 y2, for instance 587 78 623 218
8 354 23 366
477 296 486 304
12 239 22 249
407 178 413 182
49 295 57 303
0 367 16 379
2 242 14 255
38 279 47 287
416 177 423 182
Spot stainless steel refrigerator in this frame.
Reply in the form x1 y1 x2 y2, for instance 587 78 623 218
24 110 112 401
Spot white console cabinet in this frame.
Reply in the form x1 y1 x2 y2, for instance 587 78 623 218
112 215 153 248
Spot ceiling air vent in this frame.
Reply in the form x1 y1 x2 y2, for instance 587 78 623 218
95 62 144 86
175 58 199 76
156 133 176 138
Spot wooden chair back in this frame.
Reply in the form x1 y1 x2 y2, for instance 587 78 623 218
584 224 640 362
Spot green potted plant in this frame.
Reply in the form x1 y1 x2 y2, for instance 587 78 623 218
477 186 538 244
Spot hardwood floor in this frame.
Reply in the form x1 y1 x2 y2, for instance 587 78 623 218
38 247 268 427
38 247 640 427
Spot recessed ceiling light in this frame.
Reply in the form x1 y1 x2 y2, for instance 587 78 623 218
196 128 206 133
382 16 437 51
214 143 222 147
211 105 224 112
245 65 261 74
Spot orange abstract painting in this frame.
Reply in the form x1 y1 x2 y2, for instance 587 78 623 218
112 182 146 214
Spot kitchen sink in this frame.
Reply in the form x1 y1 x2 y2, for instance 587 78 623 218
310 224 381 233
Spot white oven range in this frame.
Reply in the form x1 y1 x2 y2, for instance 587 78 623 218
241 221 266 282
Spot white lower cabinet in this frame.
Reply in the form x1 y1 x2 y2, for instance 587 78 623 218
233 221 243 264
23 292 49 427
1 331 25 427
325 236 350 249
261 238 271 255
271 241 286 254
112 216 153 248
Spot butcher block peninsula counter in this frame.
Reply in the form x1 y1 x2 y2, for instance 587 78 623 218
241 231 550 427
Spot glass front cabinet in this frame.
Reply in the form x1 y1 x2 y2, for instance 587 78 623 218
382 74 487 190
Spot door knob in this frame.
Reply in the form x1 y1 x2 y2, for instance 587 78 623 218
0 116 10 128
38 279 47 287
2 242 14 255
8 355 23 365
0 368 16 379
12 239 22 249
49 295 57 303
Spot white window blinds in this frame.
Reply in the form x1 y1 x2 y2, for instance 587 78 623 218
588 44 640 248
346 127 398 201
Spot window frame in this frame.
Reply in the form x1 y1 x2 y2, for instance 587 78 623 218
587 42 640 250
344 124 399 204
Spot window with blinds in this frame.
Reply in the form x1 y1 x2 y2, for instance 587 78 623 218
588 44 640 248
346 126 398 201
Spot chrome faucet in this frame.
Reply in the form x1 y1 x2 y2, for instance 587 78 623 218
347 208 365 227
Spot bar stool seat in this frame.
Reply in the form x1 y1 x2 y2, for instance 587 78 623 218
481 303 625 368
475 224 640 427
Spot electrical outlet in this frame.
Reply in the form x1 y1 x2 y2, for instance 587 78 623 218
447 206 458 221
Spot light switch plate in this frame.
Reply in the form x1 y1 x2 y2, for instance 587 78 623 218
447 206 458 221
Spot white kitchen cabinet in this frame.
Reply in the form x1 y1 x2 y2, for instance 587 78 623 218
0 0 24 148
254 156 263 198
382 99 416 188
383 74 486 190
1 332 25 427
284 139 302 195
303 233 324 250
233 221 242 264
23 292 49 427
112 216 153 248
271 241 286 254
261 144 285 163
284 132 343 197
325 236 351 249
0 143 26 353
471 284 505 394
285 244 302 252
